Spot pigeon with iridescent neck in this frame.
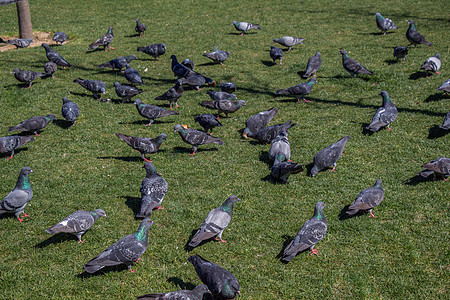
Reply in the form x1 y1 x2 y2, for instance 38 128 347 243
275 78 317 102
253 120 296 144
73 78 106 100
134 99 179 125
174 124 224 155
203 49 229 65
269 130 291 162
366 91 397 132
439 112 450 130
8 114 56 136
135 18 146 38
155 81 184 109
137 43 166 60
421 53 441 78
243 107 278 139
419 157 450 181
88 26 114 51
232 20 261 35
0 135 34 160
374 13 398 35
437 79 450 96
115 133 167 162
273 36 304 51
52 31 67 45
340 50 373 77
199 99 246 119
114 82 143 103
406 20 432 47
42 43 72 68
61 97 80 126
12 68 44 88
136 284 211 300
303 52 322 78
0 167 33 222
136 162 168 219
311 135 350 177
98 55 137 72
346 180 384 218
83 218 154 273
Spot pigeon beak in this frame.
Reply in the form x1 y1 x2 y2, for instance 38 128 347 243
29 169 34 173
209 81 216 87
242 133 248 139
181 124 188 129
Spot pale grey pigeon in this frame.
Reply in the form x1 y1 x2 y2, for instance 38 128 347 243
311 135 350 177
374 13 398 34
269 130 290 162
115 133 167 162
419 157 450 181
0 135 34 160
437 79 450 95
73 78 106 100
178 75 215 91
303 52 322 78
206 90 237 101
275 78 317 102
88 26 114 51
61 97 80 126
12 68 43 88
346 180 384 217
203 50 229 65
3 38 32 49
52 31 68 45
137 43 166 60
406 20 432 47
136 162 168 219
421 53 441 77
273 36 304 51
366 91 398 132
242 107 278 138
174 124 224 155
232 20 261 35
0 167 33 222
136 284 211 300
340 50 373 77
8 114 56 136
134 99 179 126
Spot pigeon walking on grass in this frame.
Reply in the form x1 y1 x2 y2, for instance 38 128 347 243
181 58 194 70
269 130 291 162
42 43 72 68
421 53 441 78
136 284 211 300
206 90 236 101
61 97 80 126
115 133 167 162
242 107 279 139
194 114 222 134
366 91 398 132
2 38 32 49
0 167 33 222
136 162 168 218
439 112 450 130
155 81 184 109
220 82 236 93
393 46 408 63
52 31 67 45
374 13 398 35
270 46 283 65
200 100 246 119
311 135 350 177
170 55 198 78
73 78 106 100
44 61 57 78
174 124 224 155
88 26 114 51
419 157 450 181
406 20 432 47
114 82 143 103
8 114 56 136
0 135 34 160
271 159 303 184
340 50 373 77
273 36 304 51
303 52 322 78
178 75 215 91
346 180 384 218
203 49 229 65
134 99 179 126
137 43 166 60
135 18 146 38
253 120 296 144
124 64 144 86
275 78 317 102
437 79 450 96
12 68 43 88
98 55 137 72
232 20 261 35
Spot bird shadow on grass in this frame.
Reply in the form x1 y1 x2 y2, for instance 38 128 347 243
404 174 439 186
276 235 294 264
424 93 446 103
228 32 258 36
119 119 174 126
69 91 97 99
0 147 29 159
167 277 197 291
76 265 130 278
184 229 220 252
173 147 218 155
385 59 399 65
85 48 107 54
53 119 73 129
197 62 220 67
409 71 427 80
297 70 307 78
428 126 448 139
338 204 366 220
259 151 271 166
124 34 140 38
261 60 276 67
123 196 141 217
360 32 395 36
360 123 375 135
97 156 141 162
0 214 16 221
35 233 78 248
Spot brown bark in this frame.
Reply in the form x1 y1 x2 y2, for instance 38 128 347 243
16 0 32 39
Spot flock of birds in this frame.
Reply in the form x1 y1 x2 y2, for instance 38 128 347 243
0 13 449 300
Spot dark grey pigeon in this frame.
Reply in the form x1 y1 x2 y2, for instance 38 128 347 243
44 61 57 78
243 107 278 139
220 82 236 93
282 202 327 261
271 159 303 184
419 157 450 181
275 78 317 102
88 26 114 51
52 31 68 45
83 218 153 273
406 20 432 47
439 111 450 130
136 284 211 300
421 53 441 77
73 78 106 100
346 180 384 217
188 195 240 247
203 49 229 65
0 167 33 222
174 124 224 155
12 68 43 88
437 79 450 95
114 82 143 103
3 38 32 49
8 114 56 136
0 135 34 160
199 99 246 119
366 91 397 132
393 46 408 63
181 58 194 70
340 50 373 77
137 43 166 60
136 162 168 219
135 18 146 38
188 254 240 299
134 99 179 126
232 20 261 35
374 13 398 35
310 135 350 177
270 46 283 65
42 43 72 68
170 55 199 78
98 55 137 72
206 90 237 101
45 209 106 242
61 97 80 126
124 64 143 86
303 52 322 78
253 120 296 144
178 75 215 91
115 133 167 162
273 36 304 51
194 114 222 134
155 81 184 109
269 130 290 162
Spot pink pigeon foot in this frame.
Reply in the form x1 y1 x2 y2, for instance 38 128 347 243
215 237 227 243
369 212 377 218
23 213 30 217
156 206 164 210
129 268 136 273
144 123 152 126
436 72 440 74
310 249 319 255
7 154 13 160
189 152 196 156
17 217 24 222
304 99 311 103
143 158 152 163
135 258 141 263
78 240 85 243
329 166 335 172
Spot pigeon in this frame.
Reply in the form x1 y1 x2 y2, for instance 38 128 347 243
114 82 143 103
199 100 246 119
406 20 432 47
45 209 107 242
137 284 211 300
136 162 168 219
83 218 154 273
273 36 304 51
346 180 384 218
232 20 261 35
269 130 290 162
220 82 236 93
134 99 180 126
174 124 224 155
170 55 198 78
340 50 373 77
393 46 408 63
155 81 184 109
135 18 146 38
52 31 67 45
98 55 137 72
253 121 296 144
12 68 43 88
137 43 166 60
88 26 114 51
178 75 215 91
188 254 240 299
0 135 34 160
73 78 106 100
437 79 450 95
194 114 222 134
8 114 56 136
181 58 194 70
207 90 237 101
303 52 322 78
271 159 303 184
203 50 230 65
421 53 441 77
0 167 33 222
374 12 398 35
366 91 398 132
282 202 327 261
310 135 350 177
242 107 279 139
439 111 450 130
42 43 72 68
188 195 240 247
115 133 167 162
124 64 144 86
3 38 32 49
270 46 283 65
44 61 57 78
275 78 317 102
419 157 450 181
61 97 80 126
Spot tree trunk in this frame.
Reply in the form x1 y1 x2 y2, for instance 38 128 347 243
16 0 32 39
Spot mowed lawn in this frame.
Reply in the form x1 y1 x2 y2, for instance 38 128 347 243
0 0 448 298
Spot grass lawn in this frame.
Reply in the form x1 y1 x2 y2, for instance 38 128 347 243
0 0 448 298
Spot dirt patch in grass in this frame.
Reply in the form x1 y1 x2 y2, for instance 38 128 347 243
0 31 69 52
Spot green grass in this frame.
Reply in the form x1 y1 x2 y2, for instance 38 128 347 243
0 0 449 299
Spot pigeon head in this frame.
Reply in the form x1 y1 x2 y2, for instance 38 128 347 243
13 68 20 74
339 49 348 56
143 161 158 175
46 114 57 121
134 218 154 242
434 53 440 59
155 133 168 143
174 124 187 134
113 82 121 87
310 165 319 177
316 51 321 56
232 21 237 25
221 195 241 212
313 201 327 220
374 12 382 19
205 77 216 86
92 209 107 218
126 55 137 62
134 99 143 106
160 43 166 51
135 18 139 22
21 166 33 175
308 78 317 84
41 43 49 48
374 179 382 188
193 284 211 296
124 64 131 69
237 100 246 106
62 97 70 104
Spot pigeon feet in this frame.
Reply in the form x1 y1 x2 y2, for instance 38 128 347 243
144 123 152 126
310 249 319 255
189 152 196 156
78 240 85 243
214 238 227 243
129 269 136 273
329 166 336 172
135 258 141 263
303 99 311 103
7 155 13 160
17 217 24 223
23 213 30 217
369 212 377 218
156 206 164 210
143 158 152 163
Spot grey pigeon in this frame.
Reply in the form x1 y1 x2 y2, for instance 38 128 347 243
374 12 398 35
232 20 261 35
203 50 229 65
220 82 236 93
421 53 441 77
52 31 67 45
73 78 106 100
366 91 398 132
273 36 304 51
135 18 146 38
194 114 222 134
271 159 303 184
393 46 408 63
199 99 246 119
83 218 154 273
188 195 240 247
178 75 215 91
61 97 80 126
155 81 184 109
340 50 373 77
181 58 194 70
44 61 57 78
8 114 56 136
346 180 384 217
310 135 350 177
134 99 179 126
242 107 278 139
136 162 168 219
170 55 198 78
115 133 167 162
270 46 283 65
188 254 240 300
174 124 224 155
124 64 144 86
3 38 32 49
439 112 450 130
406 20 432 47
437 79 450 95
303 52 322 78
137 43 166 60
207 90 237 101
12 68 43 88
419 157 450 181
45 209 107 242
98 55 137 72
0 167 33 222
275 78 317 102
0 135 34 160
269 130 290 162
42 43 72 68
88 26 114 51
282 202 327 261
254 120 296 144
136 284 211 300
114 82 143 103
